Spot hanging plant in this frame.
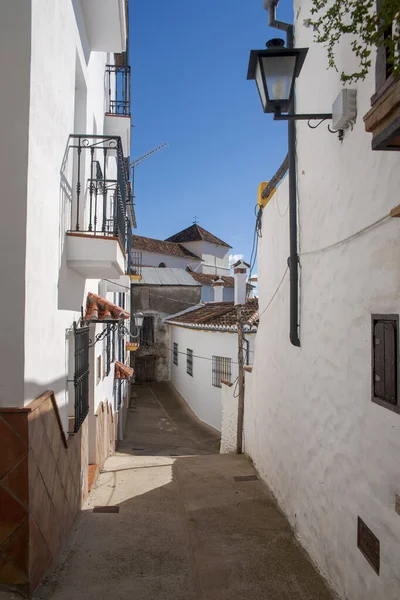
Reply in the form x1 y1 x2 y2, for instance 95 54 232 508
306 0 400 83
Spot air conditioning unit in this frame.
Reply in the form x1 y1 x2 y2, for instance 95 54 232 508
332 89 357 130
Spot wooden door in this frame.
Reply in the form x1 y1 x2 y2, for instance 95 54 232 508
135 356 157 382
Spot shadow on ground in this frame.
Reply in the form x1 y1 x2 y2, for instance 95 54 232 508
32 383 333 600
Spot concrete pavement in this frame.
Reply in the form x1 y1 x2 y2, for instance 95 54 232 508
31 382 334 600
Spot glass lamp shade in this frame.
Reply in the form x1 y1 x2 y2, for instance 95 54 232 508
134 311 144 328
247 46 308 114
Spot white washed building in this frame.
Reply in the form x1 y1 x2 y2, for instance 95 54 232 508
167 267 258 431
0 1 134 593
240 2 400 600
131 224 238 301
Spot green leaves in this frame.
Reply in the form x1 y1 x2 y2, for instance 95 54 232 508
308 0 400 83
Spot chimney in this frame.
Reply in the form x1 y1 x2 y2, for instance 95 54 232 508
233 260 250 305
212 277 225 302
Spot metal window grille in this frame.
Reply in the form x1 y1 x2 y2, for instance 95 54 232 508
118 329 126 364
187 349 193 376
106 329 111 376
105 64 131 116
173 343 178 366
212 356 231 388
73 322 90 432
140 316 154 346
130 251 142 277
111 325 116 362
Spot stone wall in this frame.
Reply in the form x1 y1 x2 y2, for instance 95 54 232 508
131 285 201 382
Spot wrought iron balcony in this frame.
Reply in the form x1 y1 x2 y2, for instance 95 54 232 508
68 134 129 246
129 250 143 279
65 134 135 279
105 64 131 117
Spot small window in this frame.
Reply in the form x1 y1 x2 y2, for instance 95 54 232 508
159 262 166 268
187 349 193 376
173 343 178 366
212 356 232 387
372 314 399 413
140 316 154 346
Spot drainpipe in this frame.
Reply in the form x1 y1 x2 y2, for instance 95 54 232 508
264 1 300 347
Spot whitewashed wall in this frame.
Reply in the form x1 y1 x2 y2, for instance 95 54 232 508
169 325 255 431
180 240 231 275
21 0 109 432
134 249 202 271
0 1 31 408
1 0 130 436
244 7 400 598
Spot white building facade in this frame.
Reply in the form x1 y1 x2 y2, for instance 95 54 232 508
0 1 134 593
242 3 400 600
167 295 258 432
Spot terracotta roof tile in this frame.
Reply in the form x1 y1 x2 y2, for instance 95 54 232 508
131 235 202 260
114 361 134 380
165 224 231 248
85 293 130 322
166 298 259 330
189 272 235 287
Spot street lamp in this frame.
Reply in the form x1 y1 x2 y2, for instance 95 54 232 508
133 311 144 329
247 38 332 122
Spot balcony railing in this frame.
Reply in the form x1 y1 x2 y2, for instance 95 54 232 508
68 134 130 249
105 64 131 117
129 250 142 278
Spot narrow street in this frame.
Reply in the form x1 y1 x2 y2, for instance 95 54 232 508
32 383 333 600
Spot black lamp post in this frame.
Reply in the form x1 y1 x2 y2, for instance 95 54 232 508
247 38 332 122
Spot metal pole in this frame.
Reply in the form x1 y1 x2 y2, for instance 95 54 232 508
264 3 300 347
287 25 300 347
236 306 245 454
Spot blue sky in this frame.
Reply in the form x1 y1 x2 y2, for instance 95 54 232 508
129 0 293 266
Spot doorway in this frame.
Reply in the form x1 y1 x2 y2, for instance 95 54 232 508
135 355 157 382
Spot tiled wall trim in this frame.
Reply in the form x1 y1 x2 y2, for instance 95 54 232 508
0 391 89 596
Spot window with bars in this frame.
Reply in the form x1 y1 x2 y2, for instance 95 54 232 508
118 327 126 364
106 329 111 376
372 315 399 413
187 349 193 376
173 343 178 366
212 356 232 387
73 323 90 432
111 326 116 362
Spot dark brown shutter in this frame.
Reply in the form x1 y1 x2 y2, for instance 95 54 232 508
383 321 396 405
374 321 385 399
373 317 398 408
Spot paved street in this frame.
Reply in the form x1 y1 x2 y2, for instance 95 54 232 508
28 383 333 600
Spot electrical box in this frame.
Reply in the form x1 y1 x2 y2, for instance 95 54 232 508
258 181 276 209
332 89 357 130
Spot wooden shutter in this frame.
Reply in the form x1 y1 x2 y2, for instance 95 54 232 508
372 316 398 410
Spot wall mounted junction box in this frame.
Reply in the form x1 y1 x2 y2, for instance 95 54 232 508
332 89 357 130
